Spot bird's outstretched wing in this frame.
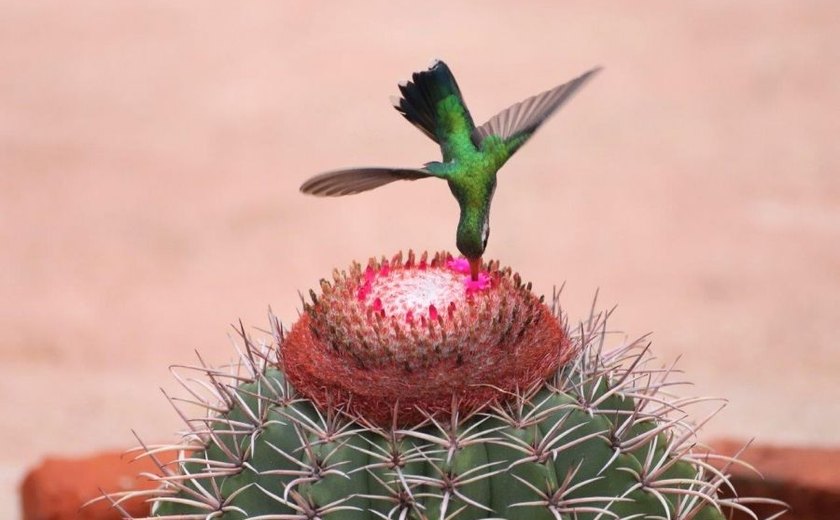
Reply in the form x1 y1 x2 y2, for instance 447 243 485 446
471 67 601 154
300 167 433 197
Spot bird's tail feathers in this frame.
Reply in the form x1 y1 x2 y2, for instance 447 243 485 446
392 59 468 143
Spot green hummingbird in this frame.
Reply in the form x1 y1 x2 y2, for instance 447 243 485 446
301 60 600 280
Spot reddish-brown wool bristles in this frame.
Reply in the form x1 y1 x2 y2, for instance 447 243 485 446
281 251 573 425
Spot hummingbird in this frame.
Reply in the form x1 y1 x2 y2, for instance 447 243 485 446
301 60 600 281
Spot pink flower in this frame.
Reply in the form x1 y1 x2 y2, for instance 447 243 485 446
447 257 491 294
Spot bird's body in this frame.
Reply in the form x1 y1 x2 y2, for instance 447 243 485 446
301 60 599 280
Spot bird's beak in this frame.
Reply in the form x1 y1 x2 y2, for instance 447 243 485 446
468 257 481 281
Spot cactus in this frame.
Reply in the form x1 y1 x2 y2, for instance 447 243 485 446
108 252 785 519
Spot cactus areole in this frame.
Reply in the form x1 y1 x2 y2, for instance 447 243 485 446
283 251 572 426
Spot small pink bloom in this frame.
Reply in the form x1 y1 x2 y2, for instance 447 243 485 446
364 265 376 284
357 285 369 301
465 272 491 294
446 257 491 294
428 304 438 321
446 258 471 274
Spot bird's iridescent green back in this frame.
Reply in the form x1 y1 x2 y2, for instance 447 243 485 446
433 95 478 162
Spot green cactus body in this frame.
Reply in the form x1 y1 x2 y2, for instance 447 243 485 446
110 252 783 520
149 359 750 520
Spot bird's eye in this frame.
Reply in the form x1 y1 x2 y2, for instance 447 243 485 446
482 222 490 249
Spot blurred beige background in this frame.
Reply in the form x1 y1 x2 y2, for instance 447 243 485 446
2 1 839 516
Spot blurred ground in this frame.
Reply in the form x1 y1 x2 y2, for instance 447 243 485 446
1 1 839 517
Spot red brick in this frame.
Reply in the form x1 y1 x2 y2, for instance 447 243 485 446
20 450 165 520
708 438 840 520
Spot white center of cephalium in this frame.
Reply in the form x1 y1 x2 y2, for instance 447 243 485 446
364 269 466 320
